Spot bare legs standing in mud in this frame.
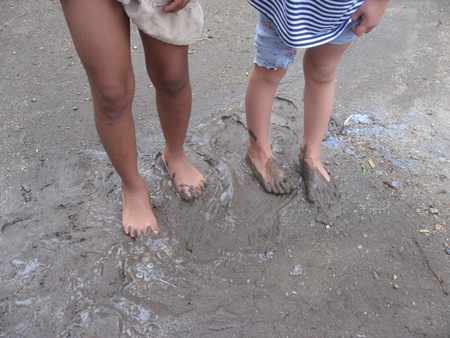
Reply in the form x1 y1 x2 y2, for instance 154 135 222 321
245 0 389 201
245 41 351 200
60 0 206 238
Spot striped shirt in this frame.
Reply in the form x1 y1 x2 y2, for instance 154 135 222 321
248 0 364 48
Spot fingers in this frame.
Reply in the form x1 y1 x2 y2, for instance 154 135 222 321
351 9 368 37
164 0 190 13
350 0 389 36
351 21 368 37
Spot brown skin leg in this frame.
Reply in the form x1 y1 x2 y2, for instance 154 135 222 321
60 0 159 237
139 32 206 201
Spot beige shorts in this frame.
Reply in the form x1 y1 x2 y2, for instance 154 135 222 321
117 0 204 46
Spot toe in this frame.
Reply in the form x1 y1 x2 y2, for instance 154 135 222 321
180 188 193 201
279 179 291 194
263 182 273 194
274 180 284 194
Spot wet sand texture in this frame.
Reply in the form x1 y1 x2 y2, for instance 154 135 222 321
1 0 450 336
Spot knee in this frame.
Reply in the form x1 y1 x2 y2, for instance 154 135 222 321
150 68 189 96
303 59 336 85
92 78 134 119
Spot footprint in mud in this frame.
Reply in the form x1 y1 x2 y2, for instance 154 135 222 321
168 100 301 260
34 150 116 203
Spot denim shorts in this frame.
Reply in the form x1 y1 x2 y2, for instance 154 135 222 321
254 13 360 70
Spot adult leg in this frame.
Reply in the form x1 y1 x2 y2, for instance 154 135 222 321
139 32 206 201
245 65 294 194
301 42 351 202
60 0 159 237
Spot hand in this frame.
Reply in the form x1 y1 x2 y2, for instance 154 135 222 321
164 0 191 13
351 0 389 36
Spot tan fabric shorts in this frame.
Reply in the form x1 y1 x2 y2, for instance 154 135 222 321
117 0 204 46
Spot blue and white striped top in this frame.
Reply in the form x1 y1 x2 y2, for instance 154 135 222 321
248 0 364 48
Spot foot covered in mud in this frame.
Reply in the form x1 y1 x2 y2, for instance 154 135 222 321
122 178 160 238
300 156 340 204
246 152 296 195
162 152 206 201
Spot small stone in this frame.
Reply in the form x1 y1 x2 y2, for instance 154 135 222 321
445 248 450 255
31 98 37 102
290 264 303 277
393 284 399 289
428 207 439 215
372 271 380 280
358 245 363 250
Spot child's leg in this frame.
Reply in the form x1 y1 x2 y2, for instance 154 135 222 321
60 0 159 237
139 33 206 201
301 42 351 202
245 65 294 194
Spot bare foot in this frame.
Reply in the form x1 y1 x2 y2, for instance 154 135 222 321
300 156 339 204
161 152 206 201
246 152 296 195
121 177 159 238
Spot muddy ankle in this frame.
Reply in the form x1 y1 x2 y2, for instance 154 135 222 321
300 158 338 204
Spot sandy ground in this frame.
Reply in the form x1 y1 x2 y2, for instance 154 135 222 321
1 0 449 336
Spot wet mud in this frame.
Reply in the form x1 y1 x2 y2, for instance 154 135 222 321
1 0 450 336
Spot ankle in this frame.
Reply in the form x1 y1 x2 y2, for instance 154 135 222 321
121 176 146 192
247 142 273 159
162 148 187 162
300 144 321 162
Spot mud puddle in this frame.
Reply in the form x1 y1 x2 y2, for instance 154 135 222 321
1 95 449 337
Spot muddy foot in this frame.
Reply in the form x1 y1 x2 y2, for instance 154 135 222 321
121 178 159 238
300 157 340 204
162 152 206 201
246 153 296 195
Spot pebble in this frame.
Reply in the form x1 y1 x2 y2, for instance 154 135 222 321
393 284 399 289
21 183 31 192
258 251 275 262
445 248 450 255
428 207 439 214
290 264 303 277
